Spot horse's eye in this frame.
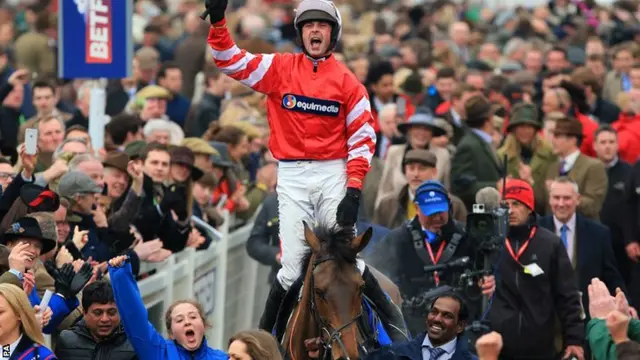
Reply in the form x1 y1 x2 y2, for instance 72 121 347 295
314 289 326 299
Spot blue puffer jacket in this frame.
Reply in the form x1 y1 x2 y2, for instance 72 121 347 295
108 262 228 360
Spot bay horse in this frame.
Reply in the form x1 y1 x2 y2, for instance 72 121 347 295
282 222 387 360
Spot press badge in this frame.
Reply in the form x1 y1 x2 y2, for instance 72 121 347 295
523 263 544 277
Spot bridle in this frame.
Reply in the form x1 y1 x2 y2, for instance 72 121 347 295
310 254 364 360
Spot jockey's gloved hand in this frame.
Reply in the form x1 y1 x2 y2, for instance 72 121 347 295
336 188 361 226
204 0 228 24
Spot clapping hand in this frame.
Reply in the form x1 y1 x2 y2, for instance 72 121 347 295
47 263 75 299
588 278 616 319
606 310 631 345
70 262 93 295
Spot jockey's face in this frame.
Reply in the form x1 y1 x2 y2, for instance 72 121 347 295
302 21 333 58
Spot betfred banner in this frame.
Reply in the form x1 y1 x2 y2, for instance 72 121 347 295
58 0 132 78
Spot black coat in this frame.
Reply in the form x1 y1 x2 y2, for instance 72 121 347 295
366 218 477 335
246 192 281 283
57 320 137 360
539 214 626 320
488 225 584 360
592 97 621 124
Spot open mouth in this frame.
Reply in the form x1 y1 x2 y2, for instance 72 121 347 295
310 37 322 46
185 329 196 342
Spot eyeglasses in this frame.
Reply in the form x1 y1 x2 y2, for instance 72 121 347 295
0 172 15 180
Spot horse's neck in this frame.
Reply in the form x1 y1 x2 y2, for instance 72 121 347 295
285 255 319 360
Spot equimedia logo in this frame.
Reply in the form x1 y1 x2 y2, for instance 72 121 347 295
281 93 341 117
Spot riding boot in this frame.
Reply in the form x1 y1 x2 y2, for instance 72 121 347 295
362 266 409 342
259 279 288 333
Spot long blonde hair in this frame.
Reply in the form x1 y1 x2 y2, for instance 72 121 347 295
0 284 45 344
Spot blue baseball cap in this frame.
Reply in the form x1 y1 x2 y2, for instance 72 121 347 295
415 180 449 216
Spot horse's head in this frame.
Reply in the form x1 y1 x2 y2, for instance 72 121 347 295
303 221 372 360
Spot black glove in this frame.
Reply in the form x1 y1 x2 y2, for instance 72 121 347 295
336 188 361 226
47 263 75 298
69 262 94 296
202 0 228 24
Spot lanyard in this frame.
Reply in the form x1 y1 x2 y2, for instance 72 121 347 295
505 227 537 266
425 240 446 285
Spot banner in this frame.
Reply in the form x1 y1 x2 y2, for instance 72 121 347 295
58 0 132 79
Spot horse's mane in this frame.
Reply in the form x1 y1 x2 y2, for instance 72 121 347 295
299 225 358 273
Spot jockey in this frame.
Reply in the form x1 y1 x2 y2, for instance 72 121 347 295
202 0 408 341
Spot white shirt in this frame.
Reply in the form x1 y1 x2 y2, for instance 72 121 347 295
422 335 457 360
554 213 577 263
2 334 22 359
450 109 462 127
560 150 581 173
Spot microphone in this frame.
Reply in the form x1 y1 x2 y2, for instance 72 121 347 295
423 257 470 273
474 187 502 212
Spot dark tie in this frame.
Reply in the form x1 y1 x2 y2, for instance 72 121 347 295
429 347 447 360
560 224 569 249
559 160 568 176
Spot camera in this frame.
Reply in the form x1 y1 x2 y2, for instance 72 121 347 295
466 203 509 254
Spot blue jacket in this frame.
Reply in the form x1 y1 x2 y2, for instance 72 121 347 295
27 287 79 334
166 94 191 126
8 334 56 360
364 333 477 360
108 262 228 360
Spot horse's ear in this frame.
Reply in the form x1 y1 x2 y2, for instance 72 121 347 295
351 227 372 253
303 221 321 252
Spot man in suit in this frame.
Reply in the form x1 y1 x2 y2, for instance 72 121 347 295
365 293 477 360
540 177 626 320
594 125 634 286
602 45 634 104
451 94 502 210
545 116 608 219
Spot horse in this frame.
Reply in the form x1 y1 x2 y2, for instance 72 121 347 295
282 221 394 360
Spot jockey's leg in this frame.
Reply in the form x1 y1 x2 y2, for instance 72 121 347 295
259 161 314 332
312 160 409 342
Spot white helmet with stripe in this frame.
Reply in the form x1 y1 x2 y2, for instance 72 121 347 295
294 0 343 49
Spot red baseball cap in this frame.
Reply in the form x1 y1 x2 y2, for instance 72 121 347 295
504 179 535 211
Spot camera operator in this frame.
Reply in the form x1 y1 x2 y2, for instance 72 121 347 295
366 180 495 336
489 179 584 360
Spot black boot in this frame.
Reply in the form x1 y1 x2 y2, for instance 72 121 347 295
362 267 409 342
259 280 288 333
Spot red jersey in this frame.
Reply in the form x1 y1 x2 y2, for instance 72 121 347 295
207 21 376 189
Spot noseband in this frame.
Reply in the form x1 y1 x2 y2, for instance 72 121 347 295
310 254 364 360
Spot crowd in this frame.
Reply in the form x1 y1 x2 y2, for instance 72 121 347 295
0 0 639 358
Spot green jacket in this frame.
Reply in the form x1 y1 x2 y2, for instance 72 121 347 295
497 134 556 215
587 318 640 360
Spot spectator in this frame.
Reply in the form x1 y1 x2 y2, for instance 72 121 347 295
498 103 556 214
246 192 280 283
106 114 144 150
544 116 608 220
157 62 191 126
451 94 502 210
365 293 477 360
189 65 227 137
228 330 283 360
490 179 584 360
0 157 15 191
0 283 57 359
57 280 137 360
107 255 227 360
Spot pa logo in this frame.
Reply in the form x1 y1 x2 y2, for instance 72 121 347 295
282 94 297 109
